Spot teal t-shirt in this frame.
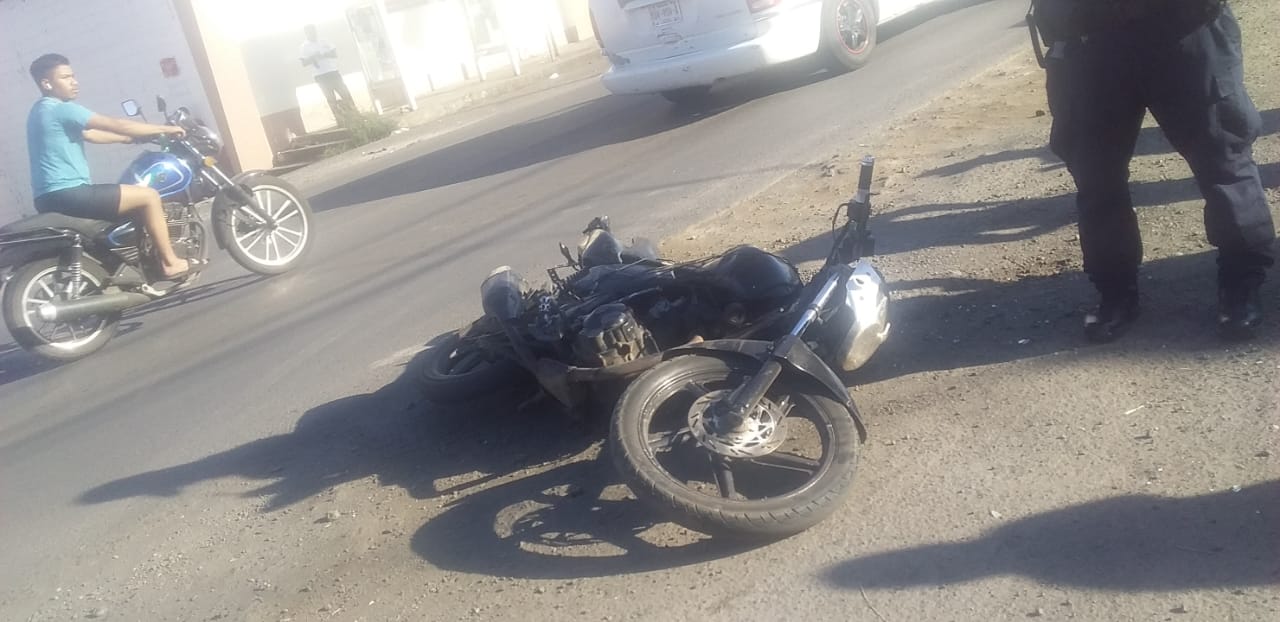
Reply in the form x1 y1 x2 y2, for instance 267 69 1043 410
27 97 94 198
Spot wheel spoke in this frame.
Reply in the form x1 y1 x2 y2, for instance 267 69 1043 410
37 281 56 298
748 451 821 475
257 190 274 217
275 209 302 225
647 428 691 452
273 231 300 253
272 199 295 220
276 225 304 240
711 456 737 499
679 380 712 399
236 205 268 226
237 226 267 247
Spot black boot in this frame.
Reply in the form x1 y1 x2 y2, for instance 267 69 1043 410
1218 282 1262 341
1084 288 1140 343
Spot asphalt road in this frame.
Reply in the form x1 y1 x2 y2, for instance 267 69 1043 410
0 0 1030 614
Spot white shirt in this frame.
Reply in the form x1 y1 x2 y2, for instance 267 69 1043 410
300 40 339 77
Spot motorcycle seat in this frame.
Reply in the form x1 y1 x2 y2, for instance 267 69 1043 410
0 212 115 240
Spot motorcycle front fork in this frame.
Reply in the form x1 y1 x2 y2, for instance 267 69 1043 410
204 168 273 227
715 265 852 432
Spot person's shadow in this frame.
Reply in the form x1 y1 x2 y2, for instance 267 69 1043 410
823 480 1280 592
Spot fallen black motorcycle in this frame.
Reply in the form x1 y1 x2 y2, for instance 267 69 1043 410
0 97 314 361
422 157 890 538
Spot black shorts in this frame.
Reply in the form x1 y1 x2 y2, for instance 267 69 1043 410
34 184 122 221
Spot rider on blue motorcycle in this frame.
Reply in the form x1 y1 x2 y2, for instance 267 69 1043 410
27 53 193 281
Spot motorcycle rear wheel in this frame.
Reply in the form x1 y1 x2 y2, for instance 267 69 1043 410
2 257 119 362
418 329 527 403
610 354 859 539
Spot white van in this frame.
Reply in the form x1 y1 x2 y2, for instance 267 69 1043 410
589 0 943 103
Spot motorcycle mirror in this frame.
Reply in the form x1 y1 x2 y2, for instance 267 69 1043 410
120 99 141 117
156 96 168 115
559 243 577 267
582 215 610 234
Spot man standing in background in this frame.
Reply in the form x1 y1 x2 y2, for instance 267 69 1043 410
300 24 355 123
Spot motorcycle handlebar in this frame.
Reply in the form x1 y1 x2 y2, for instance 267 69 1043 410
857 156 875 193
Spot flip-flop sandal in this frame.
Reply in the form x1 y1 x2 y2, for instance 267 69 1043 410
160 258 208 283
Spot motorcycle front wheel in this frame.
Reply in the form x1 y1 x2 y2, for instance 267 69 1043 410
2 257 119 362
214 175 314 275
610 354 859 540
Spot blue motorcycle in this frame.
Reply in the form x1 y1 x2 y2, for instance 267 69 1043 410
0 97 314 361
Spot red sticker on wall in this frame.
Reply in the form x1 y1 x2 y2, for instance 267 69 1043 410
160 58 180 78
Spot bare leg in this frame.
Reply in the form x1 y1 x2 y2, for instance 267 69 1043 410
116 185 189 278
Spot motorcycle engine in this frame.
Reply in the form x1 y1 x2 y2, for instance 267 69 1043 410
164 204 206 262
573 303 657 368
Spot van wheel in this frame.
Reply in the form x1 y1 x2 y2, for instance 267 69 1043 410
820 0 877 73
660 86 712 107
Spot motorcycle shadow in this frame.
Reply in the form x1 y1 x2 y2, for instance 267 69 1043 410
412 454 755 580
123 274 267 320
77 341 754 577
0 321 143 388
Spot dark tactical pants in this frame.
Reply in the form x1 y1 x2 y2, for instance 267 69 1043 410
1046 5 1275 293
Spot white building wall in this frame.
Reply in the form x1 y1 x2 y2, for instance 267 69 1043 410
208 0 366 116
0 0 217 225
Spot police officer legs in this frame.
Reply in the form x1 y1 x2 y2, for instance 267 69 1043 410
1046 3 1275 342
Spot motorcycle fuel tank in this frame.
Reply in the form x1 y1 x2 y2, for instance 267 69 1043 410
120 152 193 199
709 246 802 309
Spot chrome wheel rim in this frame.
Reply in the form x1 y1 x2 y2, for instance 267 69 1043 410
836 0 871 55
642 367 837 502
232 185 309 267
20 266 109 350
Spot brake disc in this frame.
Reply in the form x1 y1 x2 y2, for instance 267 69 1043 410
687 390 791 459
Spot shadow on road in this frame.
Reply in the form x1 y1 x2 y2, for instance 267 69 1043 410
0 274 266 389
841 250 1280 386
921 108 1280 179
122 274 267 320
77 338 751 578
785 160 1280 262
411 456 754 579
823 480 1280 591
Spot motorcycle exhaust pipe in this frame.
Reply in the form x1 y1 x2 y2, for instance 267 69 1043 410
37 292 152 322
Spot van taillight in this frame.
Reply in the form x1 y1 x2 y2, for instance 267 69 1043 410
747 0 783 12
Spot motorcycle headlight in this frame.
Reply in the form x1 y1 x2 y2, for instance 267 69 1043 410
198 127 224 157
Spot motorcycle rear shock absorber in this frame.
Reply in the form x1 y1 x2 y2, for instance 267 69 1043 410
60 234 85 297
